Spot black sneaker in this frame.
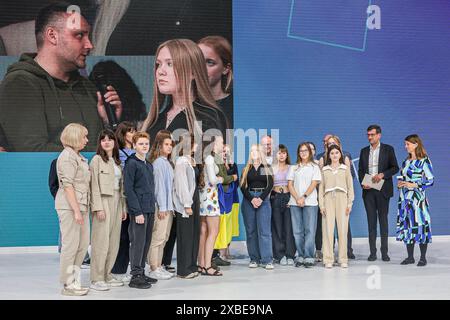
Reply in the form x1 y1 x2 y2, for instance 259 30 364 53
212 256 231 266
294 261 304 268
304 262 315 268
143 274 158 284
348 252 356 259
129 275 152 289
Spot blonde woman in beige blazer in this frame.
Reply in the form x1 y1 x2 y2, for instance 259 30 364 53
89 130 127 291
319 145 354 269
55 123 91 296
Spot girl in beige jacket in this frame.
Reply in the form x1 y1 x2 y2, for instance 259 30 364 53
90 130 127 291
319 145 354 269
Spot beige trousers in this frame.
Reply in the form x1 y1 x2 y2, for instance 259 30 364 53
90 191 123 282
322 191 349 265
57 209 90 285
147 208 173 267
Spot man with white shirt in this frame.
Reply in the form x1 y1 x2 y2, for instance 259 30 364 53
358 125 399 262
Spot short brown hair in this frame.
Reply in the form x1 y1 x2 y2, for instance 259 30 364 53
132 131 150 145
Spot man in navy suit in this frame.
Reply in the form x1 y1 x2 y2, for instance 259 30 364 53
358 125 399 262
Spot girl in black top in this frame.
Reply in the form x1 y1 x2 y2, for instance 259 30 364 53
240 144 274 270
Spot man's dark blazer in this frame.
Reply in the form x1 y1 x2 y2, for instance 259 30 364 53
358 143 399 199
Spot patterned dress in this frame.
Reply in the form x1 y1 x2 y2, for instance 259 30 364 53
199 155 221 216
396 157 434 244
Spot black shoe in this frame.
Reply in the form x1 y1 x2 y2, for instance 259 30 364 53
212 256 231 266
294 261 304 268
382 255 390 262
400 257 415 265
367 254 377 261
417 259 427 267
348 252 356 259
163 265 176 273
143 274 158 284
129 275 152 289
304 262 315 268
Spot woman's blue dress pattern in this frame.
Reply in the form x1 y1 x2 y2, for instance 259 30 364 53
396 157 434 244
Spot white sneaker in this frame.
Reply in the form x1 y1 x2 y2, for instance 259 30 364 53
90 281 110 291
341 263 348 269
160 267 175 278
249 261 258 268
287 258 295 266
263 263 274 270
325 263 333 269
149 269 172 280
280 257 288 266
61 283 88 296
106 278 124 287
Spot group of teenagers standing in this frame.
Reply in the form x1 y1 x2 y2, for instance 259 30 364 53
41 4 435 298
53 32 241 296
247 128 434 272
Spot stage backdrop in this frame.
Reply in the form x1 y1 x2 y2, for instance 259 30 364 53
1 0 450 246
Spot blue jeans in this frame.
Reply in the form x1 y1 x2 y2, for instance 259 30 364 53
242 191 273 264
290 205 318 263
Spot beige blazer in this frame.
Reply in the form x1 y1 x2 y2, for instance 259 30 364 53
90 154 126 213
55 147 91 212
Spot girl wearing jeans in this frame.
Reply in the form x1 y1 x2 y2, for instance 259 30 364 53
287 142 321 268
240 144 274 270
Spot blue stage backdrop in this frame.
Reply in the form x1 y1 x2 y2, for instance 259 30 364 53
1 1 449 246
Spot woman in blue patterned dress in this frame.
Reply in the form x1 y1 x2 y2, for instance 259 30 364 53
396 134 434 267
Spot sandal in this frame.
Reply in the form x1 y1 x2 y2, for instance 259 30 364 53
197 265 204 273
203 266 222 276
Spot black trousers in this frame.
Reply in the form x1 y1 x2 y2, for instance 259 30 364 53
176 208 201 276
363 190 390 256
315 207 353 255
111 217 130 274
271 192 296 260
128 213 154 276
162 214 177 266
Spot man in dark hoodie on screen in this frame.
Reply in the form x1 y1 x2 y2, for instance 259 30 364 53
0 1 122 152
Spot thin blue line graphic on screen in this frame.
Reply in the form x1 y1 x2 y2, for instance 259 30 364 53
287 0 372 51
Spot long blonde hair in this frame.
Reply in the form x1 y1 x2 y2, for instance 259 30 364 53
141 39 222 137
240 144 273 189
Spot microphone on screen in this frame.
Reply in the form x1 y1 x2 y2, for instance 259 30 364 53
91 71 119 130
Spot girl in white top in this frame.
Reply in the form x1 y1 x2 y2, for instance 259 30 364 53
198 135 225 276
287 142 322 268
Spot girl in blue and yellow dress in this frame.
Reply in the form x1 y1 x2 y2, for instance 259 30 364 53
396 134 434 267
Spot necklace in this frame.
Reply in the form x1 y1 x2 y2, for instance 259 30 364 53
166 106 185 127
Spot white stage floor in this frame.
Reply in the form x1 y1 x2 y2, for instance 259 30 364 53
1 237 449 300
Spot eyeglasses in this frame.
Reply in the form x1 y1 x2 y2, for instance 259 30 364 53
299 149 309 153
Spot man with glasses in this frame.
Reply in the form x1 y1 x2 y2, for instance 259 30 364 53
358 125 399 262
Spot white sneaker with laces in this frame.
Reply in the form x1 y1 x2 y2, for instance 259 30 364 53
106 278 124 287
264 263 274 270
160 267 175 278
287 258 295 266
90 281 110 291
248 261 258 268
150 268 172 280
280 257 288 266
